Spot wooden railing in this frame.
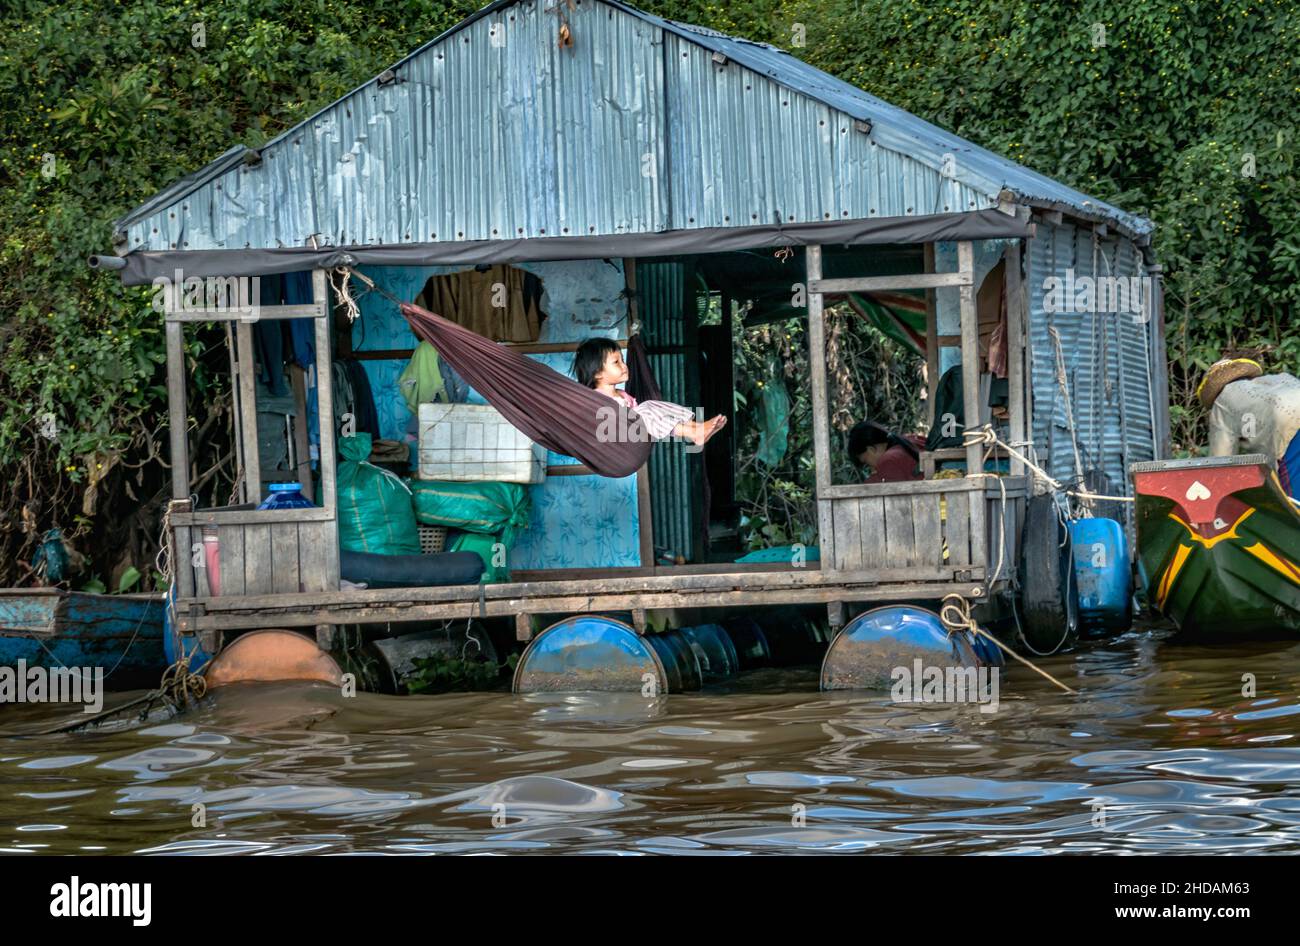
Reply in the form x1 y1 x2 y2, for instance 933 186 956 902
818 476 1028 583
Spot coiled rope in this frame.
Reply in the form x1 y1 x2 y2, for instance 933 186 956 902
939 594 1076 694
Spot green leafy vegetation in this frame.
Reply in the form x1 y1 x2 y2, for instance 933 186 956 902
406 651 518 694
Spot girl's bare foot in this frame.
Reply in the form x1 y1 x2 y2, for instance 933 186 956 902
699 414 727 445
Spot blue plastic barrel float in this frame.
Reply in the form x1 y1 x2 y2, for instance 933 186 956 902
1068 517 1134 637
820 604 1001 691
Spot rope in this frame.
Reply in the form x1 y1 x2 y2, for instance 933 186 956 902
329 266 363 323
939 594 1076 694
1048 325 1088 490
960 425 1133 503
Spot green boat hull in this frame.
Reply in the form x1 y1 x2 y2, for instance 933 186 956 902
1132 455 1300 639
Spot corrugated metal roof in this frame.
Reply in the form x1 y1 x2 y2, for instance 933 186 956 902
113 0 1152 257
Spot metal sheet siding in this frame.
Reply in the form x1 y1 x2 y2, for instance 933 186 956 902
639 259 701 561
1026 222 1157 503
117 0 1149 257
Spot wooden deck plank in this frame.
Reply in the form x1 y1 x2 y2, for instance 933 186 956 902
243 524 273 595
912 493 943 567
271 523 301 594
859 497 886 568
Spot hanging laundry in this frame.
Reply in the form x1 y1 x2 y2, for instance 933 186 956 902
417 265 543 342
398 341 447 412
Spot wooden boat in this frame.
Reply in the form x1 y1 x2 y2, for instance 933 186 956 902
1131 455 1300 638
0 589 166 689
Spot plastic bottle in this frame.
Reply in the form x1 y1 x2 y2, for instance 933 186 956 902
257 482 315 510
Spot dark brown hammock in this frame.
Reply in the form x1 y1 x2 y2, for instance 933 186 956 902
399 302 652 478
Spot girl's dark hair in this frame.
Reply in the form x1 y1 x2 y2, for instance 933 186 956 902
848 420 919 467
574 337 621 388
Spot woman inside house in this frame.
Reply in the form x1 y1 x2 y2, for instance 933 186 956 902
849 420 925 484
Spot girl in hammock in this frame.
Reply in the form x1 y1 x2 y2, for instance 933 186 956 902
575 338 726 446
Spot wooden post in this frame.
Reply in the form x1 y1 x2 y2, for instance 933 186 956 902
234 321 262 504
1004 241 1026 476
806 246 837 570
290 365 314 499
625 258 656 566
958 241 982 473
312 269 340 590
958 241 988 571
827 600 846 631
165 322 196 601
515 611 533 642
923 242 940 424
165 322 190 501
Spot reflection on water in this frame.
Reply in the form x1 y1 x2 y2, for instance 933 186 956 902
1 626 1298 854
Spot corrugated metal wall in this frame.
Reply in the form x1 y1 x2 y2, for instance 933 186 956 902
1026 221 1159 508
638 259 702 562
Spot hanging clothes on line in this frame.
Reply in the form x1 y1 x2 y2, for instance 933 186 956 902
398 301 652 478
417 266 543 342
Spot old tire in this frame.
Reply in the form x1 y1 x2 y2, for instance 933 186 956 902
1018 494 1078 655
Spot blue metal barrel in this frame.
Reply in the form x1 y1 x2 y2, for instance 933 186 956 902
513 615 672 694
677 624 739 681
820 605 984 691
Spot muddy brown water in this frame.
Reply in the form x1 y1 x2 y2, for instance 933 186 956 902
2 624 1299 854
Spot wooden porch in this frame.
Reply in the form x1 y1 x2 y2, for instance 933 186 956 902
163 236 1032 656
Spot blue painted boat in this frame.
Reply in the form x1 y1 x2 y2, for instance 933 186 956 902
0 589 166 689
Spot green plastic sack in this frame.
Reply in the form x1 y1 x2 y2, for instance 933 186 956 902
410 481 531 548
337 433 420 555
448 530 511 583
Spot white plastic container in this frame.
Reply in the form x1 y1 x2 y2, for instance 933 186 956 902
417 403 545 484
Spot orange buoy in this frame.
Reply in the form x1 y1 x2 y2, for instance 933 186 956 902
204 629 344 689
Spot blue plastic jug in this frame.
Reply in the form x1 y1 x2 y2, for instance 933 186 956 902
1069 517 1133 636
258 482 315 510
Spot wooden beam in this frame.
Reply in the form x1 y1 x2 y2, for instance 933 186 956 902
165 321 190 501
312 269 340 591
546 463 594 476
625 257 655 569
957 241 989 574
958 241 982 474
171 507 335 527
806 245 837 571
809 272 973 294
819 477 995 499
233 322 262 504
164 303 325 323
924 243 939 425
350 338 630 361
179 578 988 633
1004 240 1027 476
290 364 314 498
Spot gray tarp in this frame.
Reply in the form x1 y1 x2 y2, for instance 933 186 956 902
107 209 1032 285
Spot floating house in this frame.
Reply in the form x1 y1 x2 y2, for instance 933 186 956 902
94 0 1165 681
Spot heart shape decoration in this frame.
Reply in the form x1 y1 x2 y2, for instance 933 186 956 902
1185 480 1212 502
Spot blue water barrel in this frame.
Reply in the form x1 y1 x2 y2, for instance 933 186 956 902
1068 517 1133 637
820 604 984 691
